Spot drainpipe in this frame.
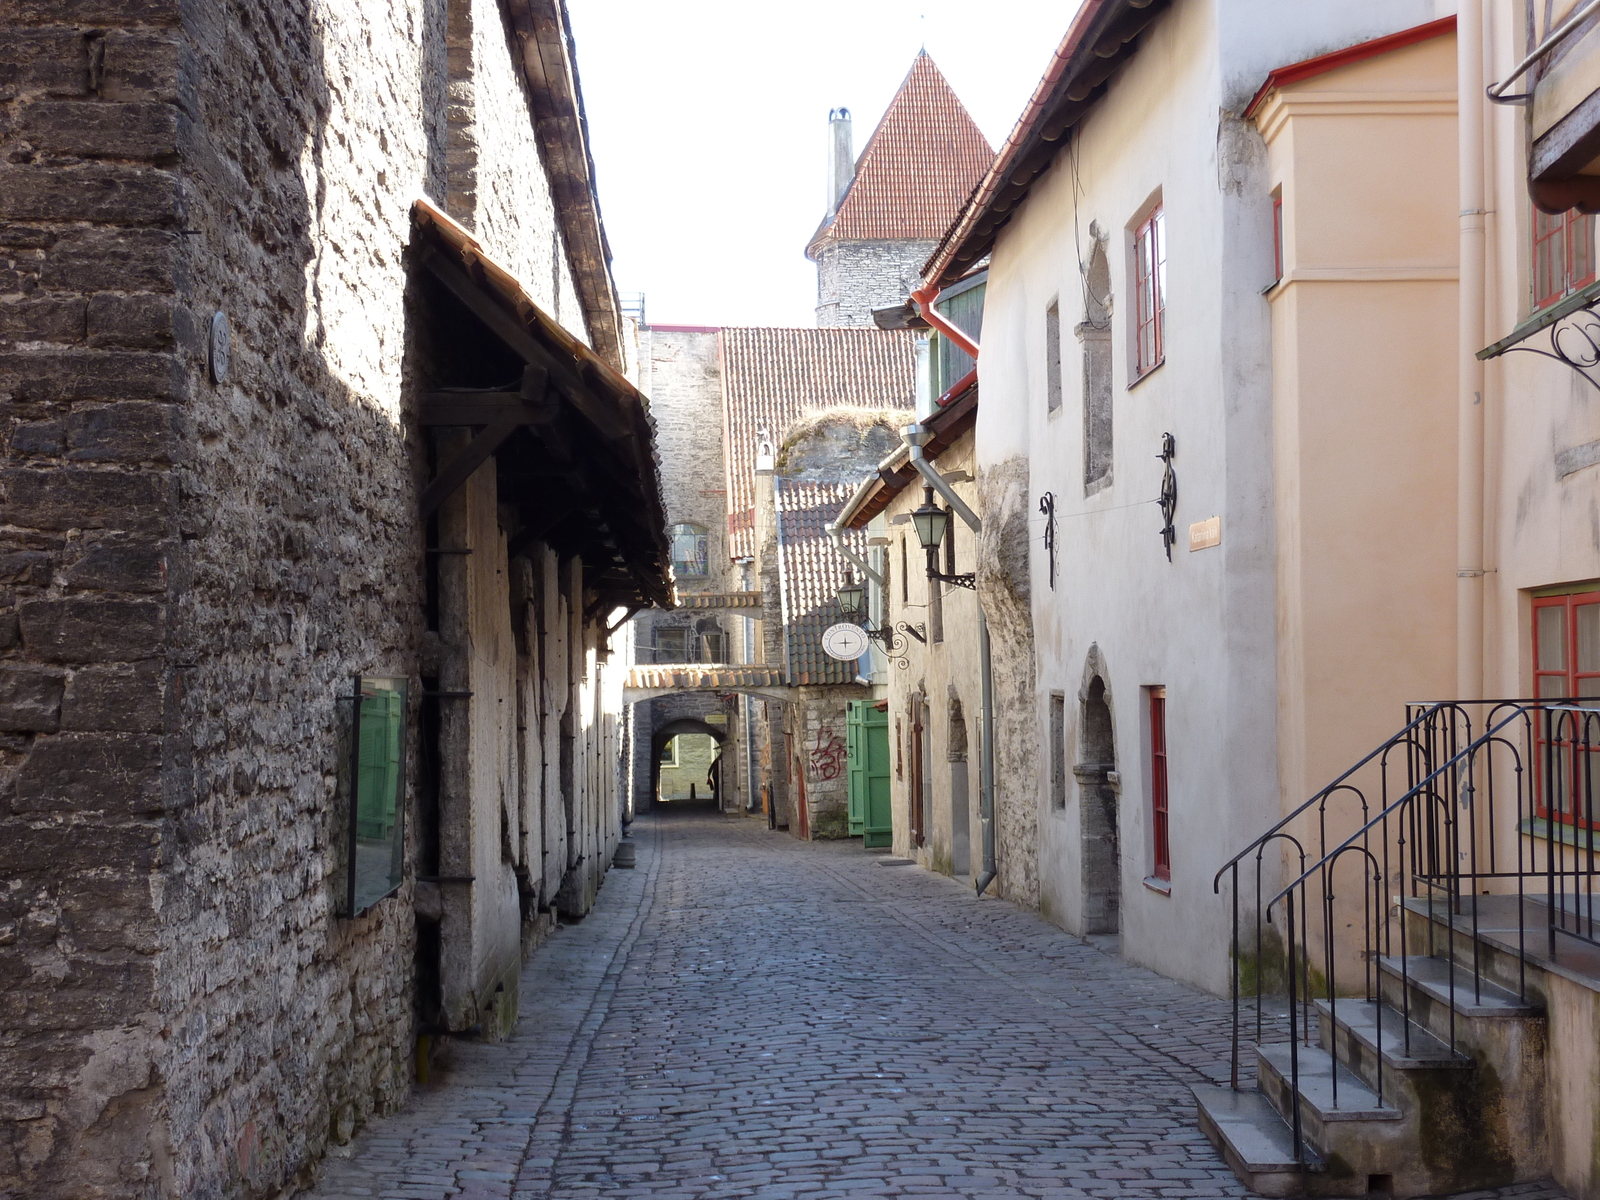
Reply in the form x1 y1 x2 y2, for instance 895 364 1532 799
911 284 980 359
827 524 884 587
903 424 997 897
1458 0 1486 701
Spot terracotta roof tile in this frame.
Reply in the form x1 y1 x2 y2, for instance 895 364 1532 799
673 592 763 609
624 665 785 691
777 479 868 686
811 52 994 251
720 327 917 559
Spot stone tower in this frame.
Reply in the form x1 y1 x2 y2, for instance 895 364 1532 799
807 52 994 327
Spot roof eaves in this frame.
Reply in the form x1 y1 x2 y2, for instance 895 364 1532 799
836 378 979 530
503 0 626 372
412 200 672 608
1242 15 1457 119
925 0 1168 289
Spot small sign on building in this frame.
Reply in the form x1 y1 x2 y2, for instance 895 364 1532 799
822 623 869 662
1189 516 1221 552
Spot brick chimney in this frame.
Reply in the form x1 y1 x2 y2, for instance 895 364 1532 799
827 107 854 216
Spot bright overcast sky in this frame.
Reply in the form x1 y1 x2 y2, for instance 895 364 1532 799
566 1 1083 329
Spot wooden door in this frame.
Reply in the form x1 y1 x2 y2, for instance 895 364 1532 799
909 703 925 847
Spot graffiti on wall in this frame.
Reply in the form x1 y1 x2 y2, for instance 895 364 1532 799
808 727 846 780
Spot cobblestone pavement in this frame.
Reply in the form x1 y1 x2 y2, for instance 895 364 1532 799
304 807 1572 1200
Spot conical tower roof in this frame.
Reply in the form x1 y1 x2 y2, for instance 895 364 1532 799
809 52 994 254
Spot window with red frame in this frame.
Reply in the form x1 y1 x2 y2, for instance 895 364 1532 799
1533 590 1600 824
1533 209 1596 312
1134 206 1166 377
1149 686 1170 880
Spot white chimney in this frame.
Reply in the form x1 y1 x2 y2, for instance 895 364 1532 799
827 108 854 217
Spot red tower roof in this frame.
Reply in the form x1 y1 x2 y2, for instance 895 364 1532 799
809 52 994 254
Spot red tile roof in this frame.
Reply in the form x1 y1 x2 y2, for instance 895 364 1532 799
809 52 994 253
720 327 917 560
624 665 786 691
776 479 870 686
925 0 1166 288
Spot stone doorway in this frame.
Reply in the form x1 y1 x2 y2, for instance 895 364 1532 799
948 698 970 877
651 718 728 811
1076 673 1120 937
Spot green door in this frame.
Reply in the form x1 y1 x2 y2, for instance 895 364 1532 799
846 705 865 836
848 701 893 849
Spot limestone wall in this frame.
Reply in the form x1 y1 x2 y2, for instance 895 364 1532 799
0 0 632 1195
813 238 937 327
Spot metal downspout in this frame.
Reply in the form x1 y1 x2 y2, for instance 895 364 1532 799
902 425 997 897
827 524 884 587
1458 0 1487 702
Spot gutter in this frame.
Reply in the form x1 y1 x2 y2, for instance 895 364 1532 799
911 284 980 359
902 423 998 898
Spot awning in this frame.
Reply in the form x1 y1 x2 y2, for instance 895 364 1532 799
412 200 672 612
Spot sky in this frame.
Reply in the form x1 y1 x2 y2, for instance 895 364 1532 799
566 1 1084 329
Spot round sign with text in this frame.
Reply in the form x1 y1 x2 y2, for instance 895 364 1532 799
822 622 870 662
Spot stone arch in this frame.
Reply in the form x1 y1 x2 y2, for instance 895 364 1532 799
1075 644 1120 936
650 717 727 809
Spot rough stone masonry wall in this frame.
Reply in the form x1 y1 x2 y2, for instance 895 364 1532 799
446 0 585 336
813 238 937 327
977 455 1040 909
626 327 745 811
0 2 190 1194
0 0 605 1196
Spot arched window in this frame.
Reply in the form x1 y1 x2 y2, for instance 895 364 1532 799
670 522 708 578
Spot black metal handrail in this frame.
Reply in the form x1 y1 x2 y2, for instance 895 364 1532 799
1217 699 1600 1168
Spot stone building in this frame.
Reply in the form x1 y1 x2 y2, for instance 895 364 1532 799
626 327 916 833
806 52 992 328
0 2 668 1197
624 325 759 816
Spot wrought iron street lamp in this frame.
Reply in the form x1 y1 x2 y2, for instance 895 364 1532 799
834 570 923 660
912 486 976 590
835 571 866 618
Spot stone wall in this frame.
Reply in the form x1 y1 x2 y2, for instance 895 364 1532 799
813 238 937 327
976 455 1039 909
624 327 754 817
445 0 586 337
0 1 635 1196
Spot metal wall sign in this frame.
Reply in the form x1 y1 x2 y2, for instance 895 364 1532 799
822 622 870 662
1189 516 1220 551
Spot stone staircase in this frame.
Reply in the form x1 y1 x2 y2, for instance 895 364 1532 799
1195 899 1550 1198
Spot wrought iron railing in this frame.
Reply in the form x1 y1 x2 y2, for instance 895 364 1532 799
1214 700 1600 1164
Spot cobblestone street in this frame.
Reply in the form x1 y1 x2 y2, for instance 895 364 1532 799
305 810 1571 1200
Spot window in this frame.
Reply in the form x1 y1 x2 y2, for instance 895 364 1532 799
659 738 678 767
1050 693 1066 810
1271 190 1284 285
932 276 985 395
1133 206 1166 378
700 628 725 663
655 627 691 663
669 523 709 578
1149 686 1170 881
1533 590 1600 824
339 676 407 916
1081 236 1113 491
1045 298 1062 412
899 535 908 604
1533 209 1596 311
